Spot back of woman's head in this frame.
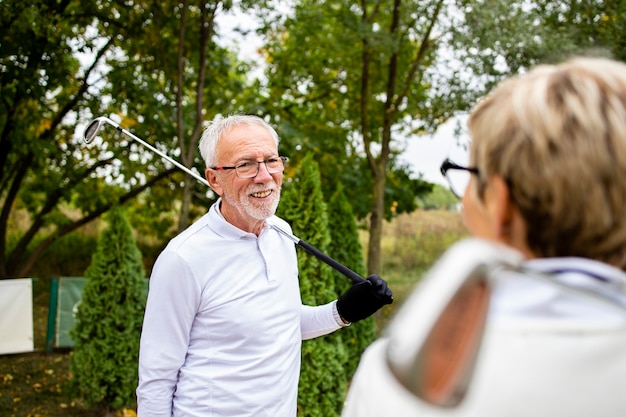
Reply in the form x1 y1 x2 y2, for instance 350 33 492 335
468 56 626 268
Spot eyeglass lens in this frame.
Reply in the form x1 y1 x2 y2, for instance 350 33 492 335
445 169 471 199
236 158 285 178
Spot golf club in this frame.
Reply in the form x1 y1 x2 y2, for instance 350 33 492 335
83 116 366 284
385 238 626 408
385 239 521 407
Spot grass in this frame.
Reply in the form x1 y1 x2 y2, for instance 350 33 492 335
0 209 466 417
369 209 467 330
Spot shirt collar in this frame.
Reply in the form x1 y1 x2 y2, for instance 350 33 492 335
207 198 271 240
524 257 626 286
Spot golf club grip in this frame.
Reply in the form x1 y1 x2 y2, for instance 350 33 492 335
296 240 366 284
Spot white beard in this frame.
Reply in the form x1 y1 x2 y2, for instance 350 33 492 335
223 182 281 221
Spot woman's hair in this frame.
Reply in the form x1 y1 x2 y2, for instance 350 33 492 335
199 114 279 167
468 56 626 267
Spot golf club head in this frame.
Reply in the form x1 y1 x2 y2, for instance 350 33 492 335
385 238 524 408
83 117 117 144
82 115 211 188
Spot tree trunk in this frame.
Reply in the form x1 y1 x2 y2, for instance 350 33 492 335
177 177 194 232
367 171 386 275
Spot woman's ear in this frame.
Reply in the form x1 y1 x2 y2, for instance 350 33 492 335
205 168 222 196
486 176 531 256
486 176 513 239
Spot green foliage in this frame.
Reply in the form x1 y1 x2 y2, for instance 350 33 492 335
69 207 147 412
262 0 444 221
326 185 376 376
384 160 435 219
30 231 98 278
100 0 256 230
0 0 106 277
260 0 465 274
278 154 336 303
451 0 626 91
277 153 348 417
4 0 625 283
0 0 254 278
418 183 459 210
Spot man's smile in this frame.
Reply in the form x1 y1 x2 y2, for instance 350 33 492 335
251 190 272 198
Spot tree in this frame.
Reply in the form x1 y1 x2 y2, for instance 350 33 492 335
0 0 257 278
4 0 624 280
260 0 463 275
0 1 184 278
1 1 107 277
69 206 146 415
277 153 348 417
100 0 262 232
451 0 626 91
260 0 626 276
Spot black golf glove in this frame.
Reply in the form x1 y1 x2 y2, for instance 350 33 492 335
336 275 393 323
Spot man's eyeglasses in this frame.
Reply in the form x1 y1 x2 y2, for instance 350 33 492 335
440 158 480 199
210 156 288 179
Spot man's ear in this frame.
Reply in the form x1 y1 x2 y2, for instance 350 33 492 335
205 168 222 196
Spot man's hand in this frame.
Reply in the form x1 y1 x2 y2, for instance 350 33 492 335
337 275 393 323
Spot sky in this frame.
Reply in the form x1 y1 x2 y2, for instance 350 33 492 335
216 7 471 186
400 117 471 185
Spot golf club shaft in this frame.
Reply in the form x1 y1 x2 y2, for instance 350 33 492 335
85 117 210 187
84 116 366 284
269 222 365 284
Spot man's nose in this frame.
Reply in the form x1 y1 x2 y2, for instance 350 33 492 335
254 161 273 181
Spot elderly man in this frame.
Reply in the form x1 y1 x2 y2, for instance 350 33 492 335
137 114 392 417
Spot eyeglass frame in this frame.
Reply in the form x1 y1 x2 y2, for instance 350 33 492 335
440 158 480 199
209 156 288 179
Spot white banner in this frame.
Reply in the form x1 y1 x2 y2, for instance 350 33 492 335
0 278 34 354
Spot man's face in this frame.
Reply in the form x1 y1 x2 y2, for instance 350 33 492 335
206 123 283 233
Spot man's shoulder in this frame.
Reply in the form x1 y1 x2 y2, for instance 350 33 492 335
165 212 214 249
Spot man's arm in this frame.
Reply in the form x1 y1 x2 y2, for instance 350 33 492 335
300 275 393 340
137 250 201 417
300 301 346 340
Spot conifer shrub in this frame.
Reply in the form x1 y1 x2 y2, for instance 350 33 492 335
327 185 376 376
278 153 348 417
69 206 147 414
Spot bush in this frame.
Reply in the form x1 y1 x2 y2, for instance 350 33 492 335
326 185 376 376
278 153 348 417
69 206 146 414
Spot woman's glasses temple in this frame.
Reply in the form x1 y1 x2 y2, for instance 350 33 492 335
440 158 480 199
440 159 479 176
